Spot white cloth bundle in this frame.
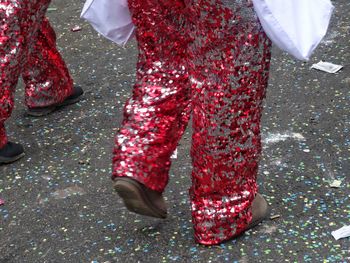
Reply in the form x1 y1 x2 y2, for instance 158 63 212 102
81 0 135 46
252 0 334 60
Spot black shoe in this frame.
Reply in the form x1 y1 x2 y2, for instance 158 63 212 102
0 142 25 164
27 86 84 117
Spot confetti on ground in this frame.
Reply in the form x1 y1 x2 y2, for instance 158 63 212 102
263 132 305 145
0 0 349 262
51 186 86 199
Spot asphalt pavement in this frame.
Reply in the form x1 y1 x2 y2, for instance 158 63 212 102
0 0 349 262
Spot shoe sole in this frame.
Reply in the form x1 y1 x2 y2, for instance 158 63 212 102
27 95 82 117
114 178 167 219
0 152 25 165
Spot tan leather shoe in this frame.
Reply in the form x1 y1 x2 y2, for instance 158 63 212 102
247 193 269 230
114 177 167 219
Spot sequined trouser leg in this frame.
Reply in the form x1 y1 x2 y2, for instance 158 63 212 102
0 1 74 148
112 0 271 245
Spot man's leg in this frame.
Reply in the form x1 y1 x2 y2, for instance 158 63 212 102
0 0 39 162
188 0 272 245
23 17 82 116
112 0 192 216
0 124 6 149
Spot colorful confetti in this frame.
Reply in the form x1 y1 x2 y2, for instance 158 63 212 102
0 0 349 262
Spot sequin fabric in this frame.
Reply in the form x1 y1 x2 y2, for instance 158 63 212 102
0 0 73 148
112 0 271 245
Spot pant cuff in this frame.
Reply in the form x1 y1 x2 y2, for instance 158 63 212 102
191 189 256 245
25 81 74 109
0 123 8 148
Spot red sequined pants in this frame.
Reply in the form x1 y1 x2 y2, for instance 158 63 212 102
112 0 271 245
0 0 73 148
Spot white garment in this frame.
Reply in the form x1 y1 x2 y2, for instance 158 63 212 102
81 0 135 46
252 0 334 60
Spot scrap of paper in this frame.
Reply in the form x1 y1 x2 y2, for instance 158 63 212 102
331 226 350 240
71 26 82 32
270 215 281 220
0 198 4 206
329 179 342 188
171 148 178 159
47 7 57 12
311 61 343 73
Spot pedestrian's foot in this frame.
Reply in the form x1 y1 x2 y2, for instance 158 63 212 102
199 193 269 246
0 142 25 164
228 194 269 240
248 193 269 230
114 177 167 219
27 86 84 117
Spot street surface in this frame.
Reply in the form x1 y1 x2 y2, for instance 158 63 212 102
0 0 349 262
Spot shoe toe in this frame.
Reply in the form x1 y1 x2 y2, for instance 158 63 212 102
1 142 24 157
251 193 269 223
70 86 84 99
0 142 25 164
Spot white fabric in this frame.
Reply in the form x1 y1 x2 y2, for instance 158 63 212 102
252 0 334 60
80 0 135 46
